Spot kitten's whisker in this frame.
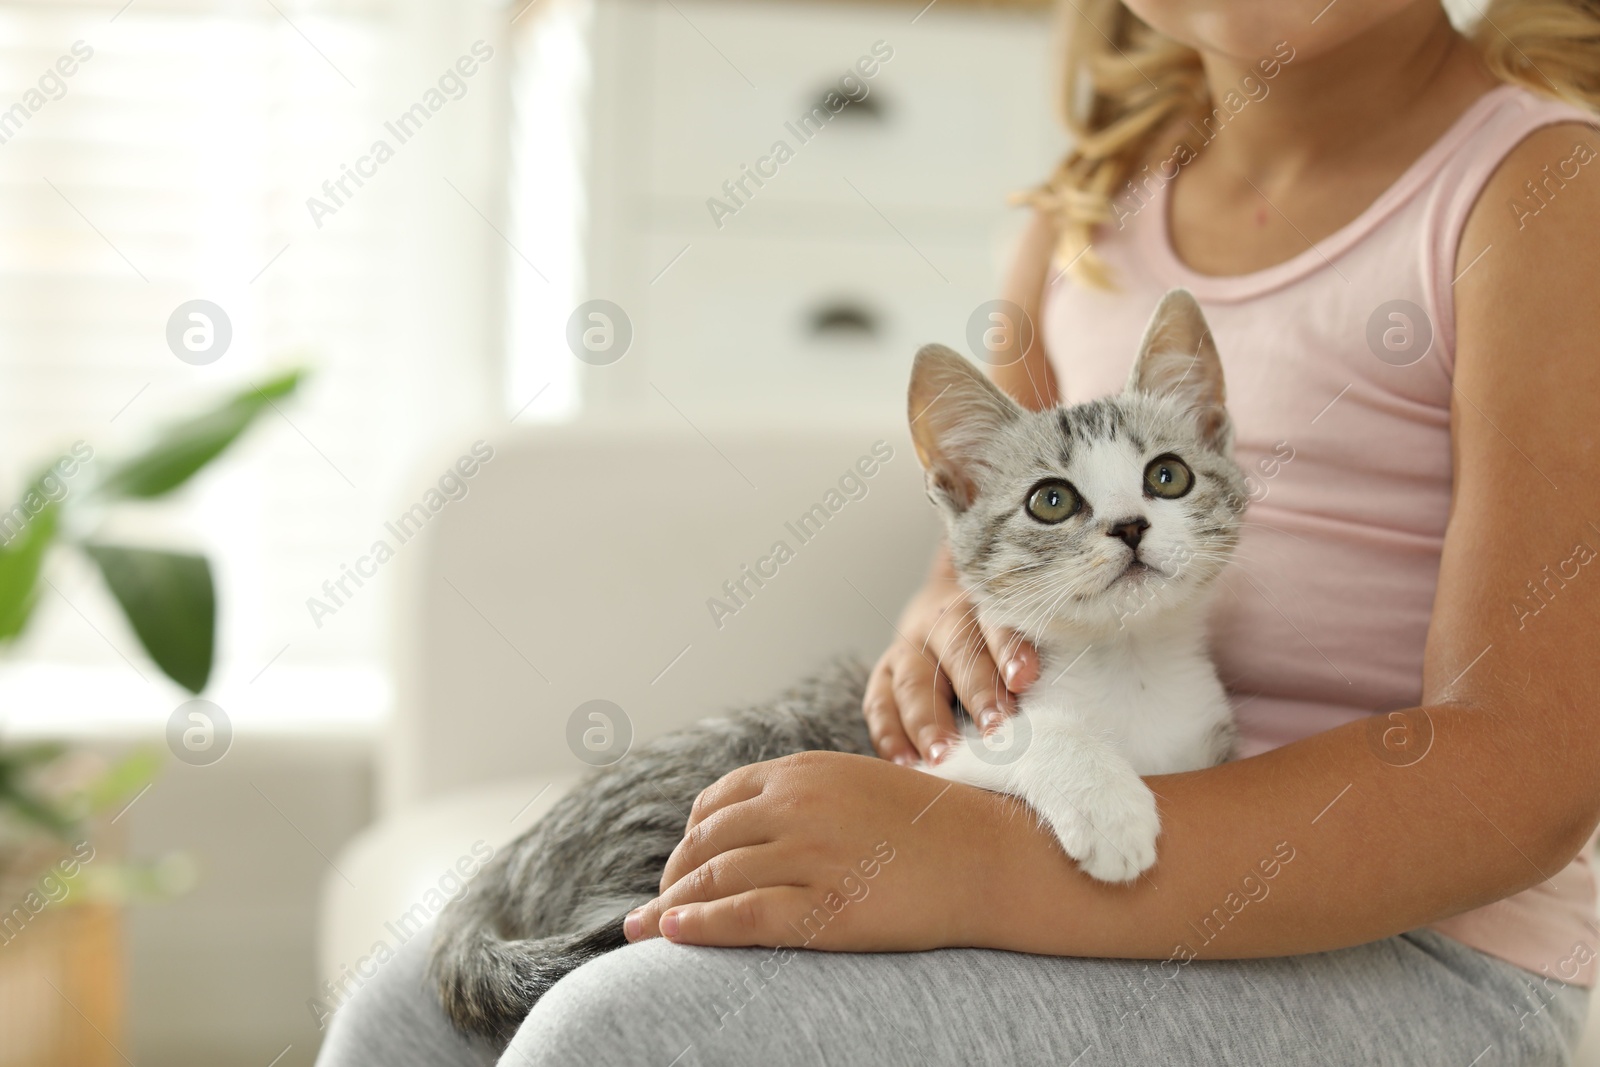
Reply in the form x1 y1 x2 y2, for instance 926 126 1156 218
1008 579 1076 648
992 582 1073 638
973 559 1055 584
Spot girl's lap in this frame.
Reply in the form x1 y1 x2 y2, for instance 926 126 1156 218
502 930 1586 1066
314 922 1586 1066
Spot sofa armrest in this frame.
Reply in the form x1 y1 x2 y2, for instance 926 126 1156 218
316 775 580 984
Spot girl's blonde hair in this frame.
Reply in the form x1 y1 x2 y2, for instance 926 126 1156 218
1023 0 1600 288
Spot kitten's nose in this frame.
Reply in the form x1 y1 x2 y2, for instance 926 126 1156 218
1108 517 1149 551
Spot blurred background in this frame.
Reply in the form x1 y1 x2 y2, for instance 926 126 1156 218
0 0 1064 1062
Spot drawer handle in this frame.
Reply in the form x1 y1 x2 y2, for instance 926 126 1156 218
807 302 880 338
808 87 886 123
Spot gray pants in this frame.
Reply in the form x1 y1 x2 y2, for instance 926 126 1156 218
315 924 1588 1065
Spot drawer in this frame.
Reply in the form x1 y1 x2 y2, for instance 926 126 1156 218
634 0 1063 216
633 225 1018 413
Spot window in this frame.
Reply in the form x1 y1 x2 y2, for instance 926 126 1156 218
0 0 510 735
504 0 589 421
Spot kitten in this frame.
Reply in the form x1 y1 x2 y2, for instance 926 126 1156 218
913 288 1244 882
429 288 1246 1040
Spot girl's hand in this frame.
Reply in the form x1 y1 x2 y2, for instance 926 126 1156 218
862 562 1039 765
622 751 1010 949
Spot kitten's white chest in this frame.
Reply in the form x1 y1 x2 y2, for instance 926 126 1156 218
926 619 1233 883
1020 629 1232 776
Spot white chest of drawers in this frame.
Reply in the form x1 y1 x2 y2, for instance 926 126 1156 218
567 0 1064 419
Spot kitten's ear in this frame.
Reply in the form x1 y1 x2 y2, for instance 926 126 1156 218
1127 289 1231 451
908 344 1021 511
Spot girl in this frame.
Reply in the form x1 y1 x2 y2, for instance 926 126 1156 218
320 0 1600 1062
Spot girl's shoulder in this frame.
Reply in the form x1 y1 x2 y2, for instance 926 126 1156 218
1451 114 1600 387
1464 115 1599 239
1457 114 1600 307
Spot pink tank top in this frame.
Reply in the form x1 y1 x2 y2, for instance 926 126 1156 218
1043 84 1600 985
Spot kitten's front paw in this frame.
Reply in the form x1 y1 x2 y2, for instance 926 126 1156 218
1054 777 1160 884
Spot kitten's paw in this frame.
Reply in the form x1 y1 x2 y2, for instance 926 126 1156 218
1055 778 1160 884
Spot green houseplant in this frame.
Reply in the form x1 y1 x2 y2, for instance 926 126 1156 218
0 369 305 855
0 371 306 1059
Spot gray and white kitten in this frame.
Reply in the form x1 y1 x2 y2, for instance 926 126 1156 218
430 288 1247 1041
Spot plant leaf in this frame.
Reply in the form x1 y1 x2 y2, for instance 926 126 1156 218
76 853 200 905
0 741 68 771
96 368 306 499
0 489 58 641
0 743 75 837
83 544 215 693
77 747 163 816
0 775 77 837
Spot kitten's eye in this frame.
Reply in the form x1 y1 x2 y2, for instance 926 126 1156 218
1026 479 1081 524
1143 455 1194 499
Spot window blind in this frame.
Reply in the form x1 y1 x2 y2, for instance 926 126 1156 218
0 0 506 733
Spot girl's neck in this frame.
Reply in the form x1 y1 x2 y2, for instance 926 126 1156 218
1192 5 1496 189
1161 5 1504 277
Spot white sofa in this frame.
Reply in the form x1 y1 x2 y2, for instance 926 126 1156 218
318 417 1598 1060
318 418 940 977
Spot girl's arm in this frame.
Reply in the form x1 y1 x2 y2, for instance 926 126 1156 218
625 125 1600 959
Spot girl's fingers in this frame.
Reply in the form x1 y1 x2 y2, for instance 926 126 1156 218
889 647 957 762
627 848 807 943
656 887 818 948
683 765 765 834
660 798 768 892
862 658 917 765
929 610 1012 735
985 626 1040 700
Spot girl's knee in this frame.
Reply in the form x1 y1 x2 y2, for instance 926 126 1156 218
506 940 753 1065
315 929 497 1067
